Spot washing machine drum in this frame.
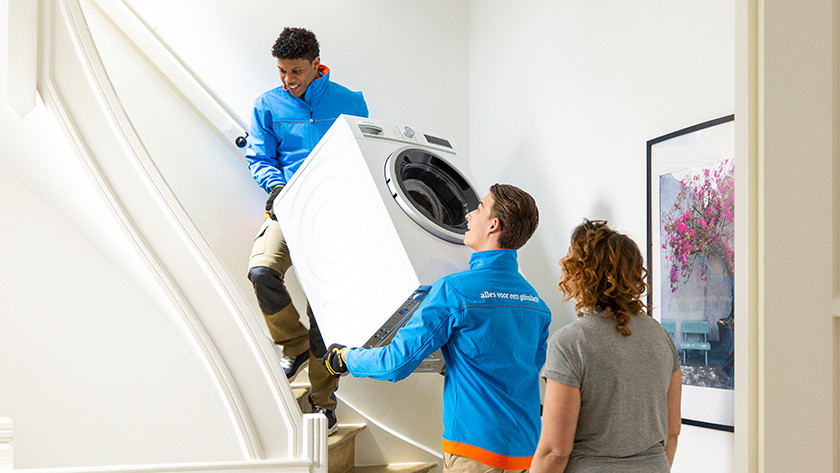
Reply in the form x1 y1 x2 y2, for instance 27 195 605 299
386 148 480 244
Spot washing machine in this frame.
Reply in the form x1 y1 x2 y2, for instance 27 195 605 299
273 115 481 372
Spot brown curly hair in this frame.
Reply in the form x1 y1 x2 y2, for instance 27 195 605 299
558 219 649 336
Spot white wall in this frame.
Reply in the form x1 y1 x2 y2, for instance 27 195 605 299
467 1 735 472
119 0 471 155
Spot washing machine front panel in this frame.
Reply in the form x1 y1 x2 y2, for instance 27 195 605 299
385 147 480 244
344 116 482 285
274 121 421 348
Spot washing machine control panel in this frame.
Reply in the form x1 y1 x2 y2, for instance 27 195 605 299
356 120 456 153
400 126 416 139
392 125 418 143
362 285 445 374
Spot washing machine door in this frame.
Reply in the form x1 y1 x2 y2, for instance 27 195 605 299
385 148 480 244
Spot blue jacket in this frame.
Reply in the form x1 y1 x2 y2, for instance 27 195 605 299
245 65 368 193
346 250 551 470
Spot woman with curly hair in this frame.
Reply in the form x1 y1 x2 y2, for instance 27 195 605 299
531 220 682 472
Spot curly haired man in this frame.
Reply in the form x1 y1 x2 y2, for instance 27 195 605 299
245 27 368 435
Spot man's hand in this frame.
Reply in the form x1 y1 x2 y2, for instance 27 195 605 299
323 343 349 378
265 185 283 220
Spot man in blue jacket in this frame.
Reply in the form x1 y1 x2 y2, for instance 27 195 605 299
245 27 368 435
323 184 551 472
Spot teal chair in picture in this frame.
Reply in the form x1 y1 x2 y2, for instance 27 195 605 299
661 319 676 339
680 320 711 365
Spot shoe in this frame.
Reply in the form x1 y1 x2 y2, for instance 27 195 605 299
279 348 310 380
312 406 338 435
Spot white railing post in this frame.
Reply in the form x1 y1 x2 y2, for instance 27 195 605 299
0 417 13 470
301 413 327 473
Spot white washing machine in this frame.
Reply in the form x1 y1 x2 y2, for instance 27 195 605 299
273 115 481 371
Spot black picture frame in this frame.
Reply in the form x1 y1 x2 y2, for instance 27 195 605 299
646 115 735 432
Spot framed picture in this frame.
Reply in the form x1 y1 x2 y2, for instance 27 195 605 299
646 115 735 432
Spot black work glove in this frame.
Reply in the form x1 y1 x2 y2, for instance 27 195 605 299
265 185 283 220
323 343 349 378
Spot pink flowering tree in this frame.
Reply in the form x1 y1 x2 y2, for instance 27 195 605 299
662 160 735 296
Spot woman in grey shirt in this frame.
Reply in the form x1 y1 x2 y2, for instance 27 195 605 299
531 220 681 472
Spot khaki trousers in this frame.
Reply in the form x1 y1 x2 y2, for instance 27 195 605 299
443 454 529 473
249 218 338 409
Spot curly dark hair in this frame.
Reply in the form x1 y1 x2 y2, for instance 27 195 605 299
558 219 649 336
271 27 320 61
489 183 539 250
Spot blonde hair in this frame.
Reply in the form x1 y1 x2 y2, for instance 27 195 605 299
558 220 649 336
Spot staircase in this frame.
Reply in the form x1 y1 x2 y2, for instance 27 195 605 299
291 386 439 473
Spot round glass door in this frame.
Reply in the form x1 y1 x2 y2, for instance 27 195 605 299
385 148 480 244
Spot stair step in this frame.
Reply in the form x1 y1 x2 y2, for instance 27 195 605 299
291 385 310 412
328 424 366 448
355 462 439 473
292 386 308 400
328 424 366 473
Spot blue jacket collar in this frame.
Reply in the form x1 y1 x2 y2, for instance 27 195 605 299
469 249 519 271
300 64 330 105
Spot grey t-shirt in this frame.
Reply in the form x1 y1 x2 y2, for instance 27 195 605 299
542 312 680 472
